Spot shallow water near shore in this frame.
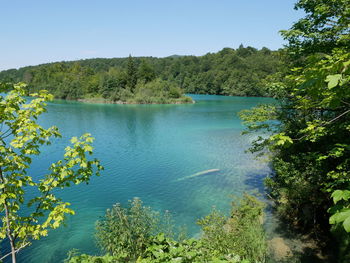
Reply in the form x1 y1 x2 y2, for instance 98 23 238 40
9 94 274 263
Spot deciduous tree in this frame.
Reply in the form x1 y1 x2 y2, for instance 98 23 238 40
240 0 350 237
0 83 103 262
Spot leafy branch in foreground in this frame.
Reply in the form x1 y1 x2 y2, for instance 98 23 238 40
0 83 103 262
239 0 350 244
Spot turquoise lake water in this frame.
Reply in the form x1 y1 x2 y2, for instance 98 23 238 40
10 94 273 262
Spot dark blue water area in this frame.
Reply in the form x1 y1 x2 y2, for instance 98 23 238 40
2 94 274 262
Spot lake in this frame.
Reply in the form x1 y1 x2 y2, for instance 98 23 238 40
13 94 272 262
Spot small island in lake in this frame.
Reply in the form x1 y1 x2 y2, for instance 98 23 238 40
78 55 194 104
78 77 194 105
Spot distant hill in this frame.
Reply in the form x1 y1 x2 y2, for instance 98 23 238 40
166 55 184 58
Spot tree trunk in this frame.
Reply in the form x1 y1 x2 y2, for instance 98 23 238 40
10 239 17 263
0 167 17 263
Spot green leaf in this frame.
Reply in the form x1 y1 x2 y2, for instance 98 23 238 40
331 190 350 204
326 74 341 89
0 83 103 258
329 210 350 224
343 216 350 233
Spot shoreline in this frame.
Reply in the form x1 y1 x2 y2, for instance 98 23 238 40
76 96 195 105
64 93 272 105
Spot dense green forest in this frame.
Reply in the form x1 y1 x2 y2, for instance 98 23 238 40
241 0 350 261
0 46 282 102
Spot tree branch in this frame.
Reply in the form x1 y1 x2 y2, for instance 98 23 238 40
0 128 12 140
326 109 350 124
20 173 60 241
0 242 30 261
293 109 350 141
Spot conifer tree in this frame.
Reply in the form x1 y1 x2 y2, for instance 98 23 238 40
126 55 138 93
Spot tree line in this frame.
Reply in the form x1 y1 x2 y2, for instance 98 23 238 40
0 46 283 102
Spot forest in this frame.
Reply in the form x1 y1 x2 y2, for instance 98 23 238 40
0 46 283 102
240 0 350 261
1 0 349 262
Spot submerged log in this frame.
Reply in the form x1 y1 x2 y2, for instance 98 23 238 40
175 169 220 182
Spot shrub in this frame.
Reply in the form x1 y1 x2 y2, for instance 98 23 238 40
68 195 266 263
95 198 175 261
197 194 267 263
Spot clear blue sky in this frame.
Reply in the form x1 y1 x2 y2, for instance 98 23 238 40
0 0 303 70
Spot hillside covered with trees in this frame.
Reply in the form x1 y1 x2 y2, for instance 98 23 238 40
0 46 283 103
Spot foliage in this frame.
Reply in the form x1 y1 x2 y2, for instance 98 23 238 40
65 237 249 263
95 197 177 261
126 55 138 93
0 46 283 102
330 190 350 232
127 79 190 104
0 83 103 262
138 60 156 84
67 195 265 263
280 0 350 57
239 0 350 244
198 194 267 263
